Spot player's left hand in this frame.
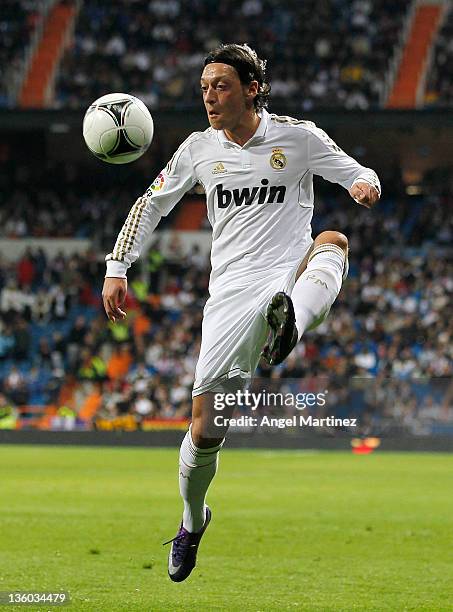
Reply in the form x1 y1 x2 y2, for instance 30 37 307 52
348 181 380 209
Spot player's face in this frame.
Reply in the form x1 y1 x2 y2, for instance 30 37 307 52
200 63 257 130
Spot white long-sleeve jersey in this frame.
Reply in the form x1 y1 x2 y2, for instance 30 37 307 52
106 109 380 293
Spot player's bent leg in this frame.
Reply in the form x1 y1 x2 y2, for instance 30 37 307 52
191 392 231 448
262 230 348 366
166 392 233 582
295 230 348 282
292 230 348 333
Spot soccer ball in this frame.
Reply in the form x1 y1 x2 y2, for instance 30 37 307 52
82 93 154 164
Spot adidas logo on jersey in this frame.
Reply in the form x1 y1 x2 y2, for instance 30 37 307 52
216 179 286 208
212 161 228 174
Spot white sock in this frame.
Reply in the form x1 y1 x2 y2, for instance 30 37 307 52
179 426 223 532
291 243 346 340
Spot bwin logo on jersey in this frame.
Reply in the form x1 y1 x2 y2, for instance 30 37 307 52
216 179 286 208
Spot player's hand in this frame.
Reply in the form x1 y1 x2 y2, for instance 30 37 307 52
348 181 380 209
102 277 127 323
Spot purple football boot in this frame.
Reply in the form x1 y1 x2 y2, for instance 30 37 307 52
164 506 212 582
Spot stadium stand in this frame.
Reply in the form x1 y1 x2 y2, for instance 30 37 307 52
1 1 452 434
54 0 413 110
0 0 47 107
19 0 78 108
424 4 453 106
0 155 167 251
386 2 444 109
1 162 452 432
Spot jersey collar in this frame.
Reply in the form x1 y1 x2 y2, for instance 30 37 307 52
217 108 269 149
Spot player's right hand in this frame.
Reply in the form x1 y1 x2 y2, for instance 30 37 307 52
348 181 380 209
102 277 127 323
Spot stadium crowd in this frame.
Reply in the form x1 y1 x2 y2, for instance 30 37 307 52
1 162 452 431
55 0 412 110
0 0 46 107
425 5 453 107
4 1 453 111
0 154 167 253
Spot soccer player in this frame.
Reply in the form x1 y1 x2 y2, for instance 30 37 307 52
102 44 380 582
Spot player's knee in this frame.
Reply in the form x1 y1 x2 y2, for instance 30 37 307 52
191 392 228 447
315 230 348 253
191 417 224 449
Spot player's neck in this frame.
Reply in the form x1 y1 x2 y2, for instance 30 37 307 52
224 112 260 147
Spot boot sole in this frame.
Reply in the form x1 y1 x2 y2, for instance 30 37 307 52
261 292 296 366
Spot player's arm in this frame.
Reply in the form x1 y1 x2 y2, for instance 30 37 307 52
306 126 381 209
102 143 196 322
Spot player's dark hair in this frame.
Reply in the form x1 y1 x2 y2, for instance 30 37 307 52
204 43 271 111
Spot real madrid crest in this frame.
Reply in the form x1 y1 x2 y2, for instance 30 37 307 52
270 147 287 170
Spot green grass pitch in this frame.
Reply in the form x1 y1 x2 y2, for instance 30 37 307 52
1 445 452 611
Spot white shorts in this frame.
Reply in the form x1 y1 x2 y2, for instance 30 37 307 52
192 241 350 397
192 260 302 397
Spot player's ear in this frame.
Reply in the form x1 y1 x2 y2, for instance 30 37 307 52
249 80 259 96
246 80 259 105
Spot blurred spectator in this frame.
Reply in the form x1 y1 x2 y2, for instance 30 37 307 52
0 321 15 359
0 393 17 429
67 315 88 371
17 248 35 287
32 289 53 324
132 392 155 421
37 337 52 368
107 344 133 380
51 405 77 431
12 317 31 361
3 366 28 405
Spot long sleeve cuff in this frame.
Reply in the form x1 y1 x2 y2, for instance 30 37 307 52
105 259 129 278
352 173 381 196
